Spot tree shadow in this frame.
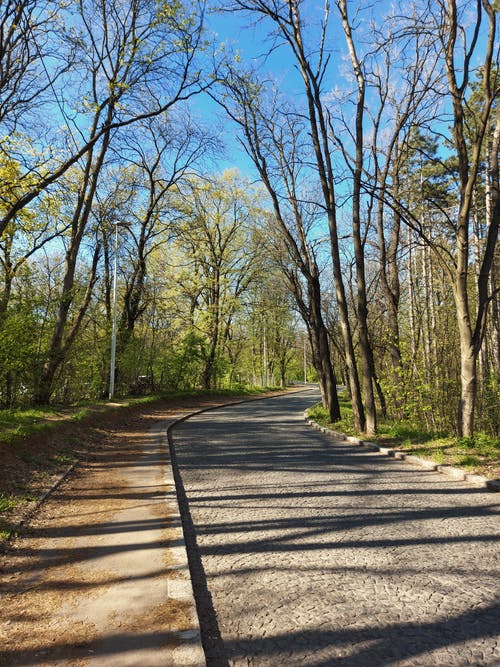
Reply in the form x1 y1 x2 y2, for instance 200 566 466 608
170 392 500 666
0 424 198 665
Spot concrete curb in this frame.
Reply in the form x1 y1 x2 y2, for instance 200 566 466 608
4 460 78 544
163 456 206 667
304 415 500 492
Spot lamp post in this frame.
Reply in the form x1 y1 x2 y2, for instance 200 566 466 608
303 334 307 385
109 222 119 400
263 323 268 387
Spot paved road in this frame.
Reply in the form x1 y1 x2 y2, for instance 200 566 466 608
170 389 500 666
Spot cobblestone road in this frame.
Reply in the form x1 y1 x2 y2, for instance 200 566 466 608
170 389 500 667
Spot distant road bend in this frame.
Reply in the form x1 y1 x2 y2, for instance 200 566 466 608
170 388 500 667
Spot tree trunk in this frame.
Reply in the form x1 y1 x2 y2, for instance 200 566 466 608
338 0 376 436
457 325 476 438
34 242 101 404
33 123 109 404
313 312 340 423
293 271 340 423
34 246 79 405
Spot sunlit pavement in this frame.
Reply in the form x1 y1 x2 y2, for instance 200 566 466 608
171 388 500 666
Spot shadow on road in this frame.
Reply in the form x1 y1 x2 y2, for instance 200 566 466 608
170 391 500 666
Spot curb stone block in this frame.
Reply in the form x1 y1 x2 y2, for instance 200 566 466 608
303 410 498 492
405 455 438 470
362 443 382 452
466 472 492 487
377 446 396 456
437 465 466 480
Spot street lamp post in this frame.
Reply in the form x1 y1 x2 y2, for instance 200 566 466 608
263 324 268 387
109 222 119 400
303 335 307 384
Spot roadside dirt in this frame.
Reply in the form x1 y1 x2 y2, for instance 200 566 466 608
0 393 263 666
0 398 203 541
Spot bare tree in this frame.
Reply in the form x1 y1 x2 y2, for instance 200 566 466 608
0 0 213 238
403 0 500 436
222 0 368 428
360 10 443 416
0 0 66 130
216 70 341 420
336 0 377 434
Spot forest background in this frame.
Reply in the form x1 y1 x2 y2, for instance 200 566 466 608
0 0 498 445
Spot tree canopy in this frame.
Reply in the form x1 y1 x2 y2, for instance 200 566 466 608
0 0 498 438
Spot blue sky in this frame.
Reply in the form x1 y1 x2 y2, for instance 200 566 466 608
196 0 497 181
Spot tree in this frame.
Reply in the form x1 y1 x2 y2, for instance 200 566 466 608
403 0 499 436
0 0 66 131
31 0 215 404
216 68 341 421
336 0 377 434
0 0 213 237
220 1 374 425
172 171 260 389
117 112 215 336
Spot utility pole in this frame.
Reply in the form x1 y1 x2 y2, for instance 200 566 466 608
263 324 268 387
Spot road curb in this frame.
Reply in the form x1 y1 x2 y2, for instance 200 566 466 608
304 415 500 492
163 456 206 667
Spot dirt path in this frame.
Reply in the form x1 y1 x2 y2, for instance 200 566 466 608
0 398 224 666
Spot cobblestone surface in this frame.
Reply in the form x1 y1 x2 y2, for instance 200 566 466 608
171 389 500 667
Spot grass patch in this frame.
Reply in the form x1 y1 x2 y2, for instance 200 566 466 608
307 404 330 423
306 392 499 479
0 491 39 541
0 493 15 513
0 520 12 541
0 407 60 443
49 453 75 465
456 454 482 469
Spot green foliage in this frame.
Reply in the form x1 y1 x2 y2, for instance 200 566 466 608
476 376 500 435
0 407 59 442
457 433 500 457
0 493 14 513
411 446 446 465
455 455 482 469
50 453 74 465
307 400 355 434
0 522 11 541
170 332 207 389
0 308 41 406
385 422 446 443
307 404 330 422
72 408 90 421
